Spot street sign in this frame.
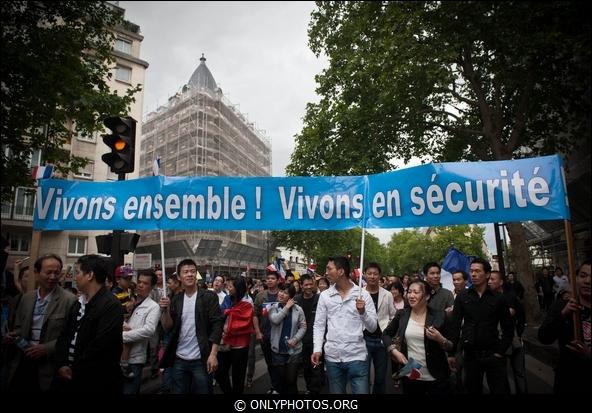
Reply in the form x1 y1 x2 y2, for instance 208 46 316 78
134 253 152 270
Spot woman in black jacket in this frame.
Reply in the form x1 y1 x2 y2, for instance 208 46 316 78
382 279 453 394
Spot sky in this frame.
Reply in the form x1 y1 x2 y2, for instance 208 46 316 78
118 1 498 252
119 1 325 177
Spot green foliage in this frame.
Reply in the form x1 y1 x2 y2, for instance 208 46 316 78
274 225 484 276
272 228 386 274
385 225 487 275
288 1 590 177
385 229 433 275
431 225 487 260
1 1 142 201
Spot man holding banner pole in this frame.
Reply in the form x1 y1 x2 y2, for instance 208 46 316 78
312 256 378 394
152 156 167 299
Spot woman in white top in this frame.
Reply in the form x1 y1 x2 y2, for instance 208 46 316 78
382 280 453 394
390 282 408 312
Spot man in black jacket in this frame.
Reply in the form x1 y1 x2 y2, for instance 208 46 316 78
449 258 513 394
54 255 123 393
489 270 527 394
538 259 591 394
159 258 223 394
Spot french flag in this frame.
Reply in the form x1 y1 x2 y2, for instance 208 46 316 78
152 157 161 176
31 165 54 180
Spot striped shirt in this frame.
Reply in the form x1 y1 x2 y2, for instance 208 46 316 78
67 296 87 365
30 289 53 345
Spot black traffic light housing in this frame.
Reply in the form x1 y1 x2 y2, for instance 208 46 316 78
96 232 141 266
102 116 136 174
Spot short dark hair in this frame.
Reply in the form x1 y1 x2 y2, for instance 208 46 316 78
470 257 492 273
364 262 381 274
177 258 197 276
137 269 157 286
490 270 505 283
390 282 404 296
266 272 279 280
300 274 313 284
577 259 591 275
423 262 441 275
279 282 297 299
452 270 469 281
76 255 111 284
34 254 63 273
328 256 350 278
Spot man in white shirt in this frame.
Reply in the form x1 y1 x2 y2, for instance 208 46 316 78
312 256 378 394
122 269 161 394
159 259 223 394
210 274 227 306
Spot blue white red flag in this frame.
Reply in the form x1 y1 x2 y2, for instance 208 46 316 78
393 357 423 380
32 165 54 180
441 247 473 289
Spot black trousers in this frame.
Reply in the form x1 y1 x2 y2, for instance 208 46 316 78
216 347 249 394
301 341 324 393
464 351 509 394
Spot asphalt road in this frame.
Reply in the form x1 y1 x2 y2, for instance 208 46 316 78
140 344 555 395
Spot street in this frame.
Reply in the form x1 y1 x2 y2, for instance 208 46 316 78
140 339 556 395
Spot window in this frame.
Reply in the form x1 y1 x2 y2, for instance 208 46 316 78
115 65 132 83
14 187 35 220
73 160 94 180
5 233 30 253
68 236 87 256
115 38 132 54
77 130 97 143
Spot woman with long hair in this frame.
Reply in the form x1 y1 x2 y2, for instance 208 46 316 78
382 280 452 394
216 276 255 394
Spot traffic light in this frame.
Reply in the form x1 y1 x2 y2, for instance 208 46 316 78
102 116 136 174
96 232 140 256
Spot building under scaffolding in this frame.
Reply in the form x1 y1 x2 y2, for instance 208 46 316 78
522 137 591 270
136 55 272 278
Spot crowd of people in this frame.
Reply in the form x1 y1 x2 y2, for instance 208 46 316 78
0 242 589 394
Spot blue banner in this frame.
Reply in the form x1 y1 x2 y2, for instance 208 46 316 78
33 155 569 230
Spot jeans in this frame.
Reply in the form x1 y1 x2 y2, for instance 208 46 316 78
123 364 144 394
301 341 324 393
171 357 210 394
271 352 302 394
364 336 387 394
325 359 369 394
260 336 281 391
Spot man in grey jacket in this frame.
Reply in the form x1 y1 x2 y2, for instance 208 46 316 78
5 254 76 392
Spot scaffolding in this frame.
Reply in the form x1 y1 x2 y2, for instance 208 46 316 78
138 57 272 274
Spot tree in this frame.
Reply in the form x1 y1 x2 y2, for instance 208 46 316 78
290 1 590 321
431 225 487 260
1 1 142 202
385 229 433 275
273 228 386 275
